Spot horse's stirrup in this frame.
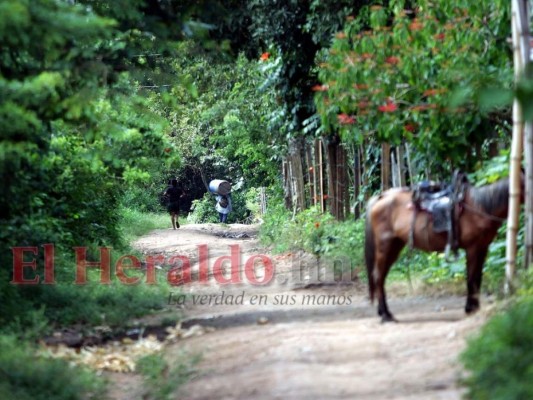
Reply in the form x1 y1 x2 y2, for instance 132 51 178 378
444 243 459 263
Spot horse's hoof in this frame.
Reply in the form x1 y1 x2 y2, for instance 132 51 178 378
381 314 397 323
465 304 480 314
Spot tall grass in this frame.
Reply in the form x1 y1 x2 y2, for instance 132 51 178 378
119 207 174 242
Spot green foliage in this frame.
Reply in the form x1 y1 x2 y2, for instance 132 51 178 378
187 188 259 224
461 298 533 400
259 201 294 253
469 150 511 185
0 335 105 400
315 0 512 172
517 268 533 297
137 352 200 400
42 280 166 328
152 43 280 194
0 0 176 336
119 207 171 242
187 192 220 224
260 204 365 268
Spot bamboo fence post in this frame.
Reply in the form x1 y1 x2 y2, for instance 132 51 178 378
506 0 530 292
391 149 398 188
318 139 325 213
397 145 406 187
525 121 533 269
405 143 413 185
381 142 391 191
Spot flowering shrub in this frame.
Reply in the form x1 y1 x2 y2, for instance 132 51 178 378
315 0 511 170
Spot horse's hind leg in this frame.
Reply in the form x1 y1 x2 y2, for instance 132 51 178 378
375 238 405 322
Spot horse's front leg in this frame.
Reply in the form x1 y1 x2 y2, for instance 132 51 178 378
465 246 488 314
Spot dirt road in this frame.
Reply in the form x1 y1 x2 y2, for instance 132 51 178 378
117 223 489 399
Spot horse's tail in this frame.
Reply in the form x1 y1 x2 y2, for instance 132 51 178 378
365 196 379 303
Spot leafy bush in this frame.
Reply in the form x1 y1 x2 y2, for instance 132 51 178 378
260 204 365 269
0 335 105 400
461 298 533 400
137 352 200 400
187 192 220 224
316 0 511 173
121 185 165 213
187 188 259 224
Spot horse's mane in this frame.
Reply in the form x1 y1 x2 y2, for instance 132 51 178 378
469 178 510 215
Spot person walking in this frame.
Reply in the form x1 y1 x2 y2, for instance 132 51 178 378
215 193 232 223
163 179 184 229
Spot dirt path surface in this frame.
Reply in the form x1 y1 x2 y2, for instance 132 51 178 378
112 223 490 399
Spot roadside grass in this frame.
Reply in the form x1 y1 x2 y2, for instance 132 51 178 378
0 334 106 400
119 207 177 243
136 352 201 400
1 208 189 400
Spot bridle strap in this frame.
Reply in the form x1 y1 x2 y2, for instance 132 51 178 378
462 202 507 223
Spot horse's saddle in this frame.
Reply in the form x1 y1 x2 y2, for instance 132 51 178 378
413 182 453 233
410 171 468 261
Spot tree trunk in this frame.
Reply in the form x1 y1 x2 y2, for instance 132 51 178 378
360 142 369 203
288 139 306 213
282 158 292 209
353 145 361 219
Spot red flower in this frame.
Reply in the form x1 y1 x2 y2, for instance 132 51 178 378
404 123 417 132
337 113 356 124
378 100 398 112
385 56 400 65
434 33 445 41
409 20 423 31
260 52 270 61
314 222 320 229
312 84 328 92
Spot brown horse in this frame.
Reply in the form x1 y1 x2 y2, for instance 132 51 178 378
365 177 520 322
